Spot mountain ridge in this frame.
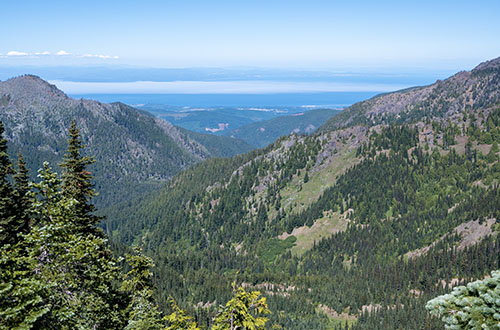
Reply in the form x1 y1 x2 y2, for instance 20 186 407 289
319 56 500 132
0 74 252 206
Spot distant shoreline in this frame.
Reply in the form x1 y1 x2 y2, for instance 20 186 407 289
68 91 378 108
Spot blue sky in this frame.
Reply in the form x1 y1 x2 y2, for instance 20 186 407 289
2 0 499 70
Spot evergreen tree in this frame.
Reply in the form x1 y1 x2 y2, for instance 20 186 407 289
122 248 166 330
0 121 16 245
426 270 500 329
59 120 100 233
486 141 499 163
28 162 129 329
0 126 49 329
12 152 32 239
0 242 49 330
0 122 170 329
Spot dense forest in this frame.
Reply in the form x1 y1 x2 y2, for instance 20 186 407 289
103 114 500 328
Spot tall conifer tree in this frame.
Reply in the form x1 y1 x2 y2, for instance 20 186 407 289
60 120 100 233
12 152 31 238
0 121 16 245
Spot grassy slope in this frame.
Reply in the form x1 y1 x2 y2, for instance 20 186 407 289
280 211 349 256
278 148 357 217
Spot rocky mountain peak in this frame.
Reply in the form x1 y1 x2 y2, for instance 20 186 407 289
472 56 500 73
0 74 68 100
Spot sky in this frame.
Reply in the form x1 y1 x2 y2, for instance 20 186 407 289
1 0 499 69
1 0 499 94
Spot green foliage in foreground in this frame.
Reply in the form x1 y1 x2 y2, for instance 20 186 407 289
213 284 271 330
0 121 269 329
165 297 201 330
426 270 500 329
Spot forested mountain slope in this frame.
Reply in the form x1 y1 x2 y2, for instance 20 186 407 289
104 57 500 329
0 75 251 206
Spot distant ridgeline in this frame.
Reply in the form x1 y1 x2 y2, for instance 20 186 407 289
221 108 342 148
0 75 252 207
103 57 500 329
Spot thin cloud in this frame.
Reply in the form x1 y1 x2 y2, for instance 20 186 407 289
2 50 118 60
56 50 71 56
82 53 119 59
7 51 29 56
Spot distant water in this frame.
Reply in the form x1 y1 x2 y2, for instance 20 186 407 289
70 92 379 108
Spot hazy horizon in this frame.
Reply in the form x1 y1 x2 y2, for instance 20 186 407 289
0 64 459 95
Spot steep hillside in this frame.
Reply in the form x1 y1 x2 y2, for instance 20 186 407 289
104 57 500 329
0 75 251 206
222 108 341 148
